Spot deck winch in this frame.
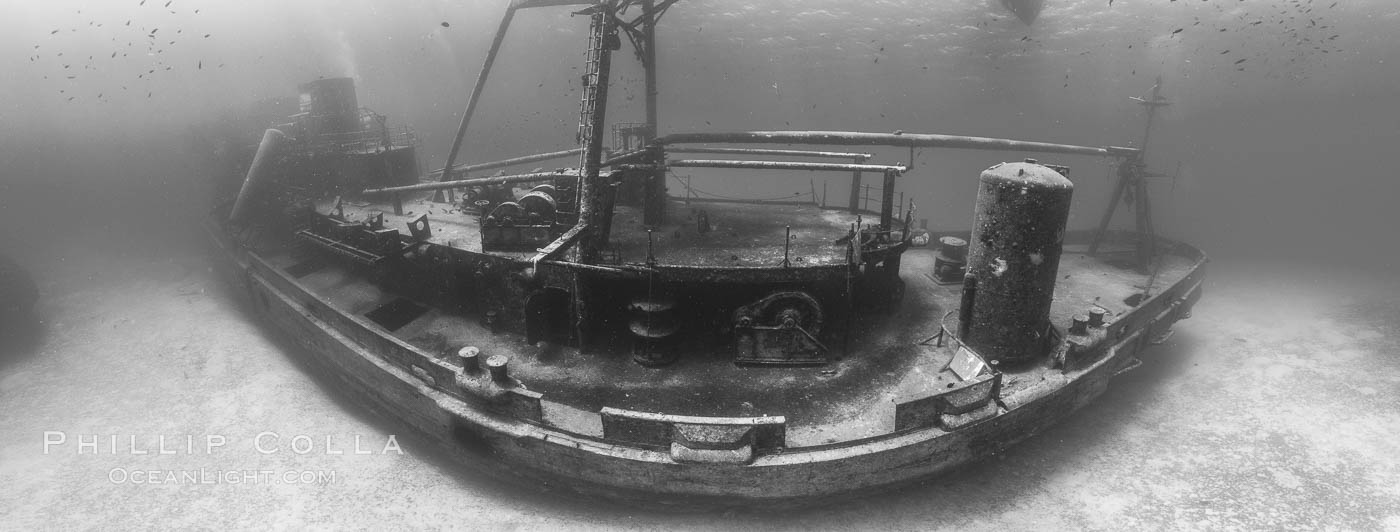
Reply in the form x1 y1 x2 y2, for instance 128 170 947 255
960 160 1074 364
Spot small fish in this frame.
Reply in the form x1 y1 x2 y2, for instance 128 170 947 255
164 0 171 6
198 60 202 69
1171 28 1184 36
204 34 210 38
1234 58 1246 64
441 21 450 28
139 0 145 5
50 29 59 34
1220 50 1230 54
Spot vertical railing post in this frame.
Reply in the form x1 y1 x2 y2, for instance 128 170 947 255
879 170 897 230
847 154 863 213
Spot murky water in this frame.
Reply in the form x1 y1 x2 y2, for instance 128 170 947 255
2 0 1398 528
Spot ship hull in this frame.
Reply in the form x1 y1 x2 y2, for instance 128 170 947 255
205 215 1205 509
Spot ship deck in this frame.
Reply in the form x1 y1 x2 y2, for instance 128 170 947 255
260 215 1199 447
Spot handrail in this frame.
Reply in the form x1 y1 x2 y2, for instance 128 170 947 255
666 147 872 161
667 159 906 174
427 148 583 179
657 131 1137 159
362 170 577 195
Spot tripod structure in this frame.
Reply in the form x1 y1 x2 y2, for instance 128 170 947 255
1089 76 1171 269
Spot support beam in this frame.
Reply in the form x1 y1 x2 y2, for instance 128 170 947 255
436 6 519 205
658 131 1129 158
667 159 906 174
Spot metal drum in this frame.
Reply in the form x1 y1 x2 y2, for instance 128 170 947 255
961 160 1074 364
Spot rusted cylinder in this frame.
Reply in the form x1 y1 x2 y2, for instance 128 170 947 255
962 161 1073 363
458 346 481 374
229 128 288 224
485 354 509 383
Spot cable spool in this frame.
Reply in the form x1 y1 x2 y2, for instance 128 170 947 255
517 191 558 224
933 236 969 284
629 295 679 367
485 202 522 226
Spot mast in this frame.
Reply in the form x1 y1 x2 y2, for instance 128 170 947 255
1088 76 1171 264
573 2 619 263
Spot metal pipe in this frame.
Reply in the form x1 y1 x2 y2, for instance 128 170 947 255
602 149 651 167
437 5 519 196
362 171 577 195
848 170 862 213
958 275 977 340
428 148 582 179
667 159 906 173
510 0 594 8
641 2 667 227
657 131 1129 158
667 147 874 160
880 170 897 229
642 0 659 137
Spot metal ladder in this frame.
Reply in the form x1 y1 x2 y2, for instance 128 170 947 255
576 9 607 169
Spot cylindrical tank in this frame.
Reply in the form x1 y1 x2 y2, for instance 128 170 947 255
229 129 288 224
298 78 360 136
961 160 1073 364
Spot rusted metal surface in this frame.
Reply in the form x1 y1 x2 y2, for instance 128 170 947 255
732 291 827 366
658 130 1132 158
206 207 1206 509
963 161 1074 364
573 7 618 264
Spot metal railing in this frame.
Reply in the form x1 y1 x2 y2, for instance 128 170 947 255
308 125 417 155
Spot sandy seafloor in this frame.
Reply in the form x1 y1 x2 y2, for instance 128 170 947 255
1 190 1398 531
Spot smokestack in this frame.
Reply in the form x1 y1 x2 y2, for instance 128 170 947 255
959 160 1073 365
